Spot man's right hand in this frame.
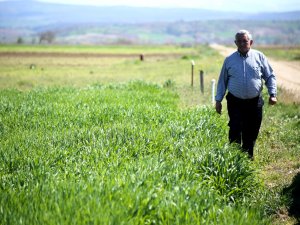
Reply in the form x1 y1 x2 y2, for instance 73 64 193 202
215 101 222 114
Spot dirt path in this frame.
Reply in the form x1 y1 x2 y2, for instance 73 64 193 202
210 44 300 101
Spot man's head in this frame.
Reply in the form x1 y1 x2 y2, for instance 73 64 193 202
235 29 253 55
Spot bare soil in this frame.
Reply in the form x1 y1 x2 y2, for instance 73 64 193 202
210 44 300 102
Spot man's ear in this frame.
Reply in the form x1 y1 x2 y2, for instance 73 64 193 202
250 40 253 46
234 40 237 46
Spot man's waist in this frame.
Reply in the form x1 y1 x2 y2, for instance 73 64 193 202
227 87 262 100
227 92 260 101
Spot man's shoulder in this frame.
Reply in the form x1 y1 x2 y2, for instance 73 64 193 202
249 49 265 56
226 51 239 60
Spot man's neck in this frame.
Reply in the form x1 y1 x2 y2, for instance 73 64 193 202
238 50 250 57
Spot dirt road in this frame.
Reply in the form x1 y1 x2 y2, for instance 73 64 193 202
210 44 300 101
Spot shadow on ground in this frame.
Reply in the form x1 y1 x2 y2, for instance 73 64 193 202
282 172 300 224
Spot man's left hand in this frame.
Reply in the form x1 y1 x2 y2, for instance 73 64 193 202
269 96 277 105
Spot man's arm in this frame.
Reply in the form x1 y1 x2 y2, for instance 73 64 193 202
261 54 277 105
215 59 228 113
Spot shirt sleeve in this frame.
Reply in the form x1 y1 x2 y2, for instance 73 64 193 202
215 58 228 102
261 54 277 96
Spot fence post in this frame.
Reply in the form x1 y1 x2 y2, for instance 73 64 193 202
191 60 195 87
211 79 216 104
140 54 144 61
200 70 204 94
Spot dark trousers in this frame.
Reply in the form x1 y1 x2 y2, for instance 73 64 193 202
226 92 263 157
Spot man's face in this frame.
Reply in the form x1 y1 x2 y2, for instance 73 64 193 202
235 34 253 55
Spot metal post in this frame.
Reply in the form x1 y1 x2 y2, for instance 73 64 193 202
211 79 216 104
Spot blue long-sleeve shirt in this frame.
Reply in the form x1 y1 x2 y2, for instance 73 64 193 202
215 49 277 102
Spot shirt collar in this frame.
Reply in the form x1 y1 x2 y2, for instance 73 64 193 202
237 49 251 58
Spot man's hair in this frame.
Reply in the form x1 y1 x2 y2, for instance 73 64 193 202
235 30 253 40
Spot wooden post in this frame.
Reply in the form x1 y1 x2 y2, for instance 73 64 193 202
140 54 144 61
191 60 195 87
200 70 204 94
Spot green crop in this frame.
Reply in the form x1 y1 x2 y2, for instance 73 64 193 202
0 82 269 224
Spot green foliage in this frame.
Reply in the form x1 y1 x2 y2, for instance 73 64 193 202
163 79 175 88
257 46 300 61
0 82 268 224
257 101 300 164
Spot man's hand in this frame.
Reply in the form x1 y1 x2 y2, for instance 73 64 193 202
215 101 222 114
269 96 277 105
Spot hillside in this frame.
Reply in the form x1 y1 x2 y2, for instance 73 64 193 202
0 0 300 45
2 0 299 27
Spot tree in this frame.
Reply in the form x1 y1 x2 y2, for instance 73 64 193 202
39 31 55 44
17 37 24 44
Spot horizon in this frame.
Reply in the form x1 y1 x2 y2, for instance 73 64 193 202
1 0 300 13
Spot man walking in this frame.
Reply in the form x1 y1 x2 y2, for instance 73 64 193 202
215 29 277 159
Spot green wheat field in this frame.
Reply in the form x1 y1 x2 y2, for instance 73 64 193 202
0 45 299 225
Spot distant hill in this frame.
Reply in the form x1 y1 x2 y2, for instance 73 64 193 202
1 0 300 27
0 0 300 45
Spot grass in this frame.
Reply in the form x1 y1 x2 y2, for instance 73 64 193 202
0 82 270 224
0 44 199 54
0 44 222 107
257 46 300 61
255 97 300 224
0 44 299 224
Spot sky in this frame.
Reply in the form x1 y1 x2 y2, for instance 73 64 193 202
36 0 300 12
2 0 299 13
